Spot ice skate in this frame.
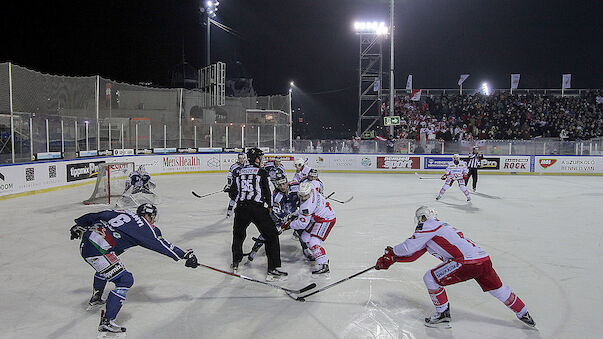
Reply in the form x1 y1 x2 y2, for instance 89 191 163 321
435 195 442 201
231 261 240 272
466 196 471 202
86 290 105 311
424 305 451 328
98 311 126 334
517 311 536 328
311 262 330 279
266 268 288 281
303 248 316 261
226 208 233 218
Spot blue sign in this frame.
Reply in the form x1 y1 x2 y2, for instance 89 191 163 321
424 157 453 169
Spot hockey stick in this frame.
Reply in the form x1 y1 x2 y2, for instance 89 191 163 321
192 190 223 199
326 192 335 199
414 172 441 180
197 263 316 294
287 265 376 302
328 195 354 204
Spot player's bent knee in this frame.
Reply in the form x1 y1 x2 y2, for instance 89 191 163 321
113 270 134 288
423 271 440 290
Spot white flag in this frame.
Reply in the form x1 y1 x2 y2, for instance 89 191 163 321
562 74 571 89
458 74 470 86
406 75 413 90
373 78 380 91
410 89 422 101
511 74 520 89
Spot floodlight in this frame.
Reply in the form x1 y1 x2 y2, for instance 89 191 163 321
354 21 388 35
290 81 295 87
481 82 490 95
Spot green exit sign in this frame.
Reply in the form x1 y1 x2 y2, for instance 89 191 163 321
384 116 401 126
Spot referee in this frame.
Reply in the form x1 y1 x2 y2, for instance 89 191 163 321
466 146 483 192
229 147 287 281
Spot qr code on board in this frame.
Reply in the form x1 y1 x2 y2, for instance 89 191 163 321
25 168 34 181
49 165 57 178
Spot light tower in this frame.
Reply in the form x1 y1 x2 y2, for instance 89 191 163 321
354 21 388 137
201 0 220 67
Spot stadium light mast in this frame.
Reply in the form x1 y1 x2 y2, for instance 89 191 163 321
354 21 388 137
201 1 220 66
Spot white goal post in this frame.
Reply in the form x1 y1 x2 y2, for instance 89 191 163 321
83 162 135 205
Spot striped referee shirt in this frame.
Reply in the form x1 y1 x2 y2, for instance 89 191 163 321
467 152 483 169
229 165 272 207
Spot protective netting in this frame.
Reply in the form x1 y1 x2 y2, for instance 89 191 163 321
0 63 292 163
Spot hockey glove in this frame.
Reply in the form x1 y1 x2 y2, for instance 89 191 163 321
441 175 447 180
223 184 230 193
70 225 86 240
463 174 468 181
183 249 199 268
375 246 397 270
280 220 292 232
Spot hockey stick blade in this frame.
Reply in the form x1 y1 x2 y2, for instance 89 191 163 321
293 266 376 301
198 263 316 294
414 172 440 180
328 196 354 204
192 190 222 199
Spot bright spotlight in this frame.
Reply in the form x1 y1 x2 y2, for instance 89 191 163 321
354 21 388 35
290 81 295 87
481 82 490 95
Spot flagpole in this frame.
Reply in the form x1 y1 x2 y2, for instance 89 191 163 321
510 75 513 95
389 0 395 137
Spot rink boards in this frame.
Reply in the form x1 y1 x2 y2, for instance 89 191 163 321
1 153 602 197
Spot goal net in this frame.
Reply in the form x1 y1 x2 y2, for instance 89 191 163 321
83 162 135 205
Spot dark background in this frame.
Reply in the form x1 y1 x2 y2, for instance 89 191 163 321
1 0 601 137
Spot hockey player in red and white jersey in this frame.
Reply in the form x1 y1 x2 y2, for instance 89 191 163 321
437 154 471 201
375 206 535 328
283 181 335 277
305 168 324 194
291 158 311 184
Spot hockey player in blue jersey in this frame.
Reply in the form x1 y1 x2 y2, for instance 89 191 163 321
125 165 154 194
224 153 246 217
264 155 285 188
69 203 199 334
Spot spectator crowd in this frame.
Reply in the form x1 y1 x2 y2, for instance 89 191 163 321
375 91 602 142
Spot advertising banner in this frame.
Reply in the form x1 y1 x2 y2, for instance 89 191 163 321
113 149 135 156
66 161 105 182
377 156 420 170
499 156 531 172
35 152 62 160
424 157 453 170
535 156 603 174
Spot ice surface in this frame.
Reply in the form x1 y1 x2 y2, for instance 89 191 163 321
1 172 602 338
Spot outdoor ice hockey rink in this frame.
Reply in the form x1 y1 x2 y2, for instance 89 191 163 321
2 172 601 339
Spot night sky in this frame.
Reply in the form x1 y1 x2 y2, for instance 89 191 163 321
1 0 601 136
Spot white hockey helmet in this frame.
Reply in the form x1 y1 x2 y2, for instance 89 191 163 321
453 154 460 161
308 168 318 179
294 158 305 170
297 181 313 201
237 152 246 163
274 155 282 164
415 205 437 223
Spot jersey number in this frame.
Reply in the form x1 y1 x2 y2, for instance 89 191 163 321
241 178 254 192
108 214 131 228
